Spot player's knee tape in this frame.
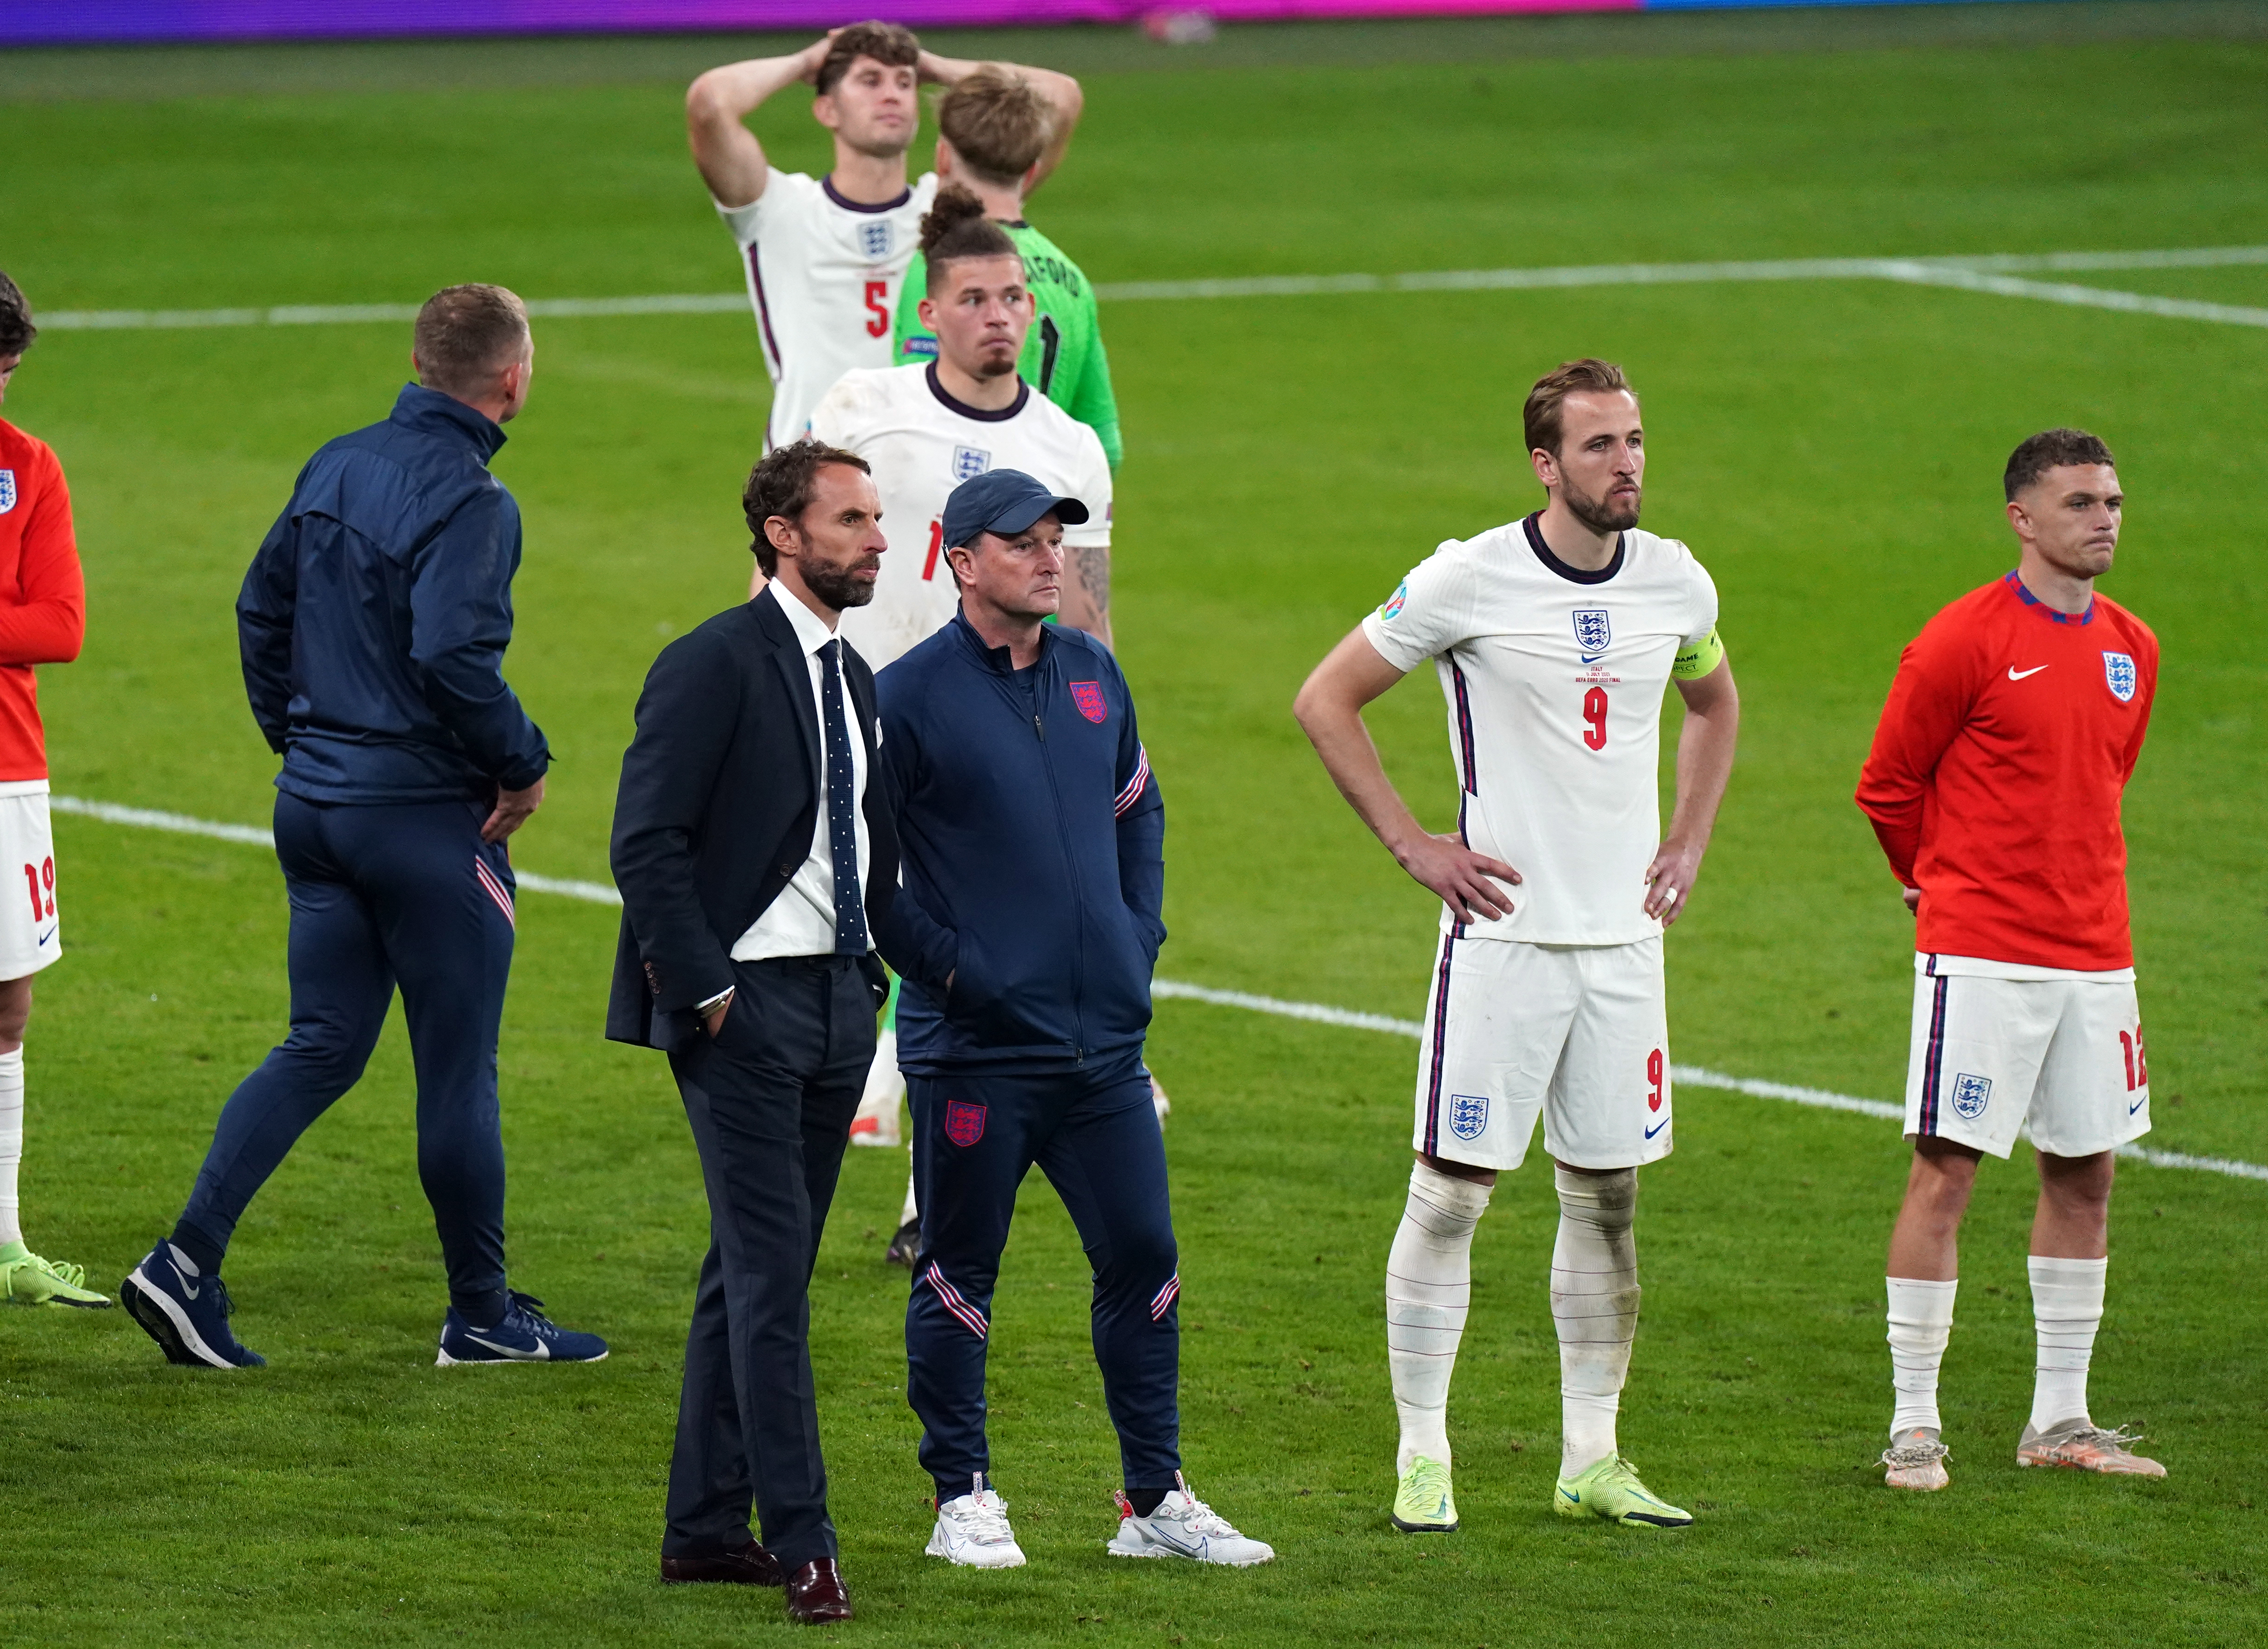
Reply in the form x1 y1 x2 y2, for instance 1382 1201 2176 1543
1387 1162 1491 1467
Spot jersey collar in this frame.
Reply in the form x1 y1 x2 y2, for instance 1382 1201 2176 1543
2003 568 2095 625
1523 512 1623 585
821 175 912 214
926 362 1030 423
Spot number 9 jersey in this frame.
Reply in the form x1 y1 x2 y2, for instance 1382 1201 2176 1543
1361 513 1719 947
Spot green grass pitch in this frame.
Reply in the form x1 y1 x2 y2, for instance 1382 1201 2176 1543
1 11 2264 1644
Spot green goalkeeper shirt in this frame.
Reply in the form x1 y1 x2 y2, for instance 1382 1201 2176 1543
892 218 1123 469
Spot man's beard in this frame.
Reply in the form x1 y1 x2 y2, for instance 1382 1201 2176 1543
803 554 880 610
973 348 1019 380
1564 477 1641 535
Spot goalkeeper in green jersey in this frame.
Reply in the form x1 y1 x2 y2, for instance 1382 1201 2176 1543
891 66 1122 470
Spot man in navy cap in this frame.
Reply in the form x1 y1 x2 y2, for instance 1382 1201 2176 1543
874 469 1274 1570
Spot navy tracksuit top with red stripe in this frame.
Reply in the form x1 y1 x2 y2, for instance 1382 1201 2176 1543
874 609 1164 1076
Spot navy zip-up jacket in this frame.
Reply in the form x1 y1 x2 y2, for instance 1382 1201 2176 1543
237 383 550 805
875 611 1163 1076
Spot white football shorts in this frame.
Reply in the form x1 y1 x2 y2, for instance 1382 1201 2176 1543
1412 934 1671 1172
1904 955 2150 1159
0 786 61 981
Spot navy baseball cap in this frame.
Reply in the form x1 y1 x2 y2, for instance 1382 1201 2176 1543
941 468 1090 551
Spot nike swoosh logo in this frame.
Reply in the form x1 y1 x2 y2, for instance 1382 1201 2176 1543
1644 1116 1669 1139
179 1275 199 1301
37 925 56 945
466 1333 548 1359
1560 1487 1580 1502
1581 651 1605 663
2128 1095 2146 1116
2008 664 2049 681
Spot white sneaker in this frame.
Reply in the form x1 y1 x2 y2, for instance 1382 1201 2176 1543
926 1475 1027 1568
1108 1474 1274 1566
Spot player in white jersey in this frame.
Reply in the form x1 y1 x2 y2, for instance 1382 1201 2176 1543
814 190 1114 669
1295 360 1740 1535
813 190 1117 1257
686 24 1084 591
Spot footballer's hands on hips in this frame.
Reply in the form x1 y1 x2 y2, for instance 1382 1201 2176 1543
1397 831 1521 924
1643 839 1706 927
1902 885 1921 915
482 776 545 844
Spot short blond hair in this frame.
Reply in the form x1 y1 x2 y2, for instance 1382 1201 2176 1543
938 67 1051 187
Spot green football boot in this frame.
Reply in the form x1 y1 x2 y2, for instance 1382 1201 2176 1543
1391 1456 1458 1532
0 1240 113 1308
1553 1455 1692 1528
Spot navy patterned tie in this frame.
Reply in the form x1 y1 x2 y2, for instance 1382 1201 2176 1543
818 639 869 955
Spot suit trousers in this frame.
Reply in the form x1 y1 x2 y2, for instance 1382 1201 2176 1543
663 954 872 1573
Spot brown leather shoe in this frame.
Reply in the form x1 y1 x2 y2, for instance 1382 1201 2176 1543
659 1540 782 1587
784 1557 853 1624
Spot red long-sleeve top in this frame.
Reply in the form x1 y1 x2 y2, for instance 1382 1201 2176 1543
1856 571 2156 971
0 420 87 780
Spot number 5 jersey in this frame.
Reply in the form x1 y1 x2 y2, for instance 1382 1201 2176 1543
715 169 939 451
1362 513 1719 948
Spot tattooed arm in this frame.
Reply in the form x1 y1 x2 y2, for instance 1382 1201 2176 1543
1061 541 1113 648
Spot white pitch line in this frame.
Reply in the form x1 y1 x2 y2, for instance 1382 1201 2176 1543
35 246 2268 335
50 794 2266 1183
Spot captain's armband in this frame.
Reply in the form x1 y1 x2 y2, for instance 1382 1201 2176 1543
1672 627 1725 680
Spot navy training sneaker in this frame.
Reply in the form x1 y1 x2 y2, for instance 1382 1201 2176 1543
120 1240 266 1368
436 1290 608 1366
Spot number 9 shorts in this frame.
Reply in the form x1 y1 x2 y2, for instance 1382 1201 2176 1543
0 787 62 981
1412 933 1671 1172
1904 954 2150 1160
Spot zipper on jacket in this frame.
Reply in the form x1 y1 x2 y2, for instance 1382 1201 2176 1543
1033 651 1086 1061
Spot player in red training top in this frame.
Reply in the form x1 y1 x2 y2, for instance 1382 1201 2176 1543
0 273 103 1310
1856 428 2161 1492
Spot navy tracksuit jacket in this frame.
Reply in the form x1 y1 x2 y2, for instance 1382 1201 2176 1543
173 385 548 1318
876 611 1179 1498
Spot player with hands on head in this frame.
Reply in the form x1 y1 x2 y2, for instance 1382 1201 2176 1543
1857 430 2163 1492
685 22 1084 593
1295 359 1738 1537
0 271 105 1311
891 64 1118 468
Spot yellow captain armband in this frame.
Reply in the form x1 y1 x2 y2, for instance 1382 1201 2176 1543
1672 628 1725 680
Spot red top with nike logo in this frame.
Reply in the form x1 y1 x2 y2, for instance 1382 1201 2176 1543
1856 570 2157 970
0 418 87 781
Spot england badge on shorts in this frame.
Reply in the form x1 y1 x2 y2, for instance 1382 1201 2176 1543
1448 1092 1489 1141
1951 1072 1992 1121
2102 651 2137 703
951 446 991 483
0 470 15 514
859 220 893 260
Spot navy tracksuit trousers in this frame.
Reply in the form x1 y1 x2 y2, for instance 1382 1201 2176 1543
174 793 518 1319
906 1054 1181 1500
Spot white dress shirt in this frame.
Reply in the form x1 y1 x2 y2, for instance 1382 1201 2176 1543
731 583 873 962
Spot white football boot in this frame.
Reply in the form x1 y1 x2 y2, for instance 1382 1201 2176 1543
926 1475 1028 1568
1108 1475 1274 1566
1881 1428 1951 1491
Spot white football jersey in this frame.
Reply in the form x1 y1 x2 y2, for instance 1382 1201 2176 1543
717 170 939 449
811 363 1113 669
1361 514 1719 947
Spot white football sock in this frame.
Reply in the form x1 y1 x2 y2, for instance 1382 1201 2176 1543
1552 1165 1638 1476
1886 1276 1958 1438
2028 1255 2107 1431
0 1048 23 1246
900 1167 919 1229
1386 1160 1491 1472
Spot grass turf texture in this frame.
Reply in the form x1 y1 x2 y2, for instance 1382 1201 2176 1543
3 17 2265 1645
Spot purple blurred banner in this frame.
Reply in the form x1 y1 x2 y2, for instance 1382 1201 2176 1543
4 0 1652 50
